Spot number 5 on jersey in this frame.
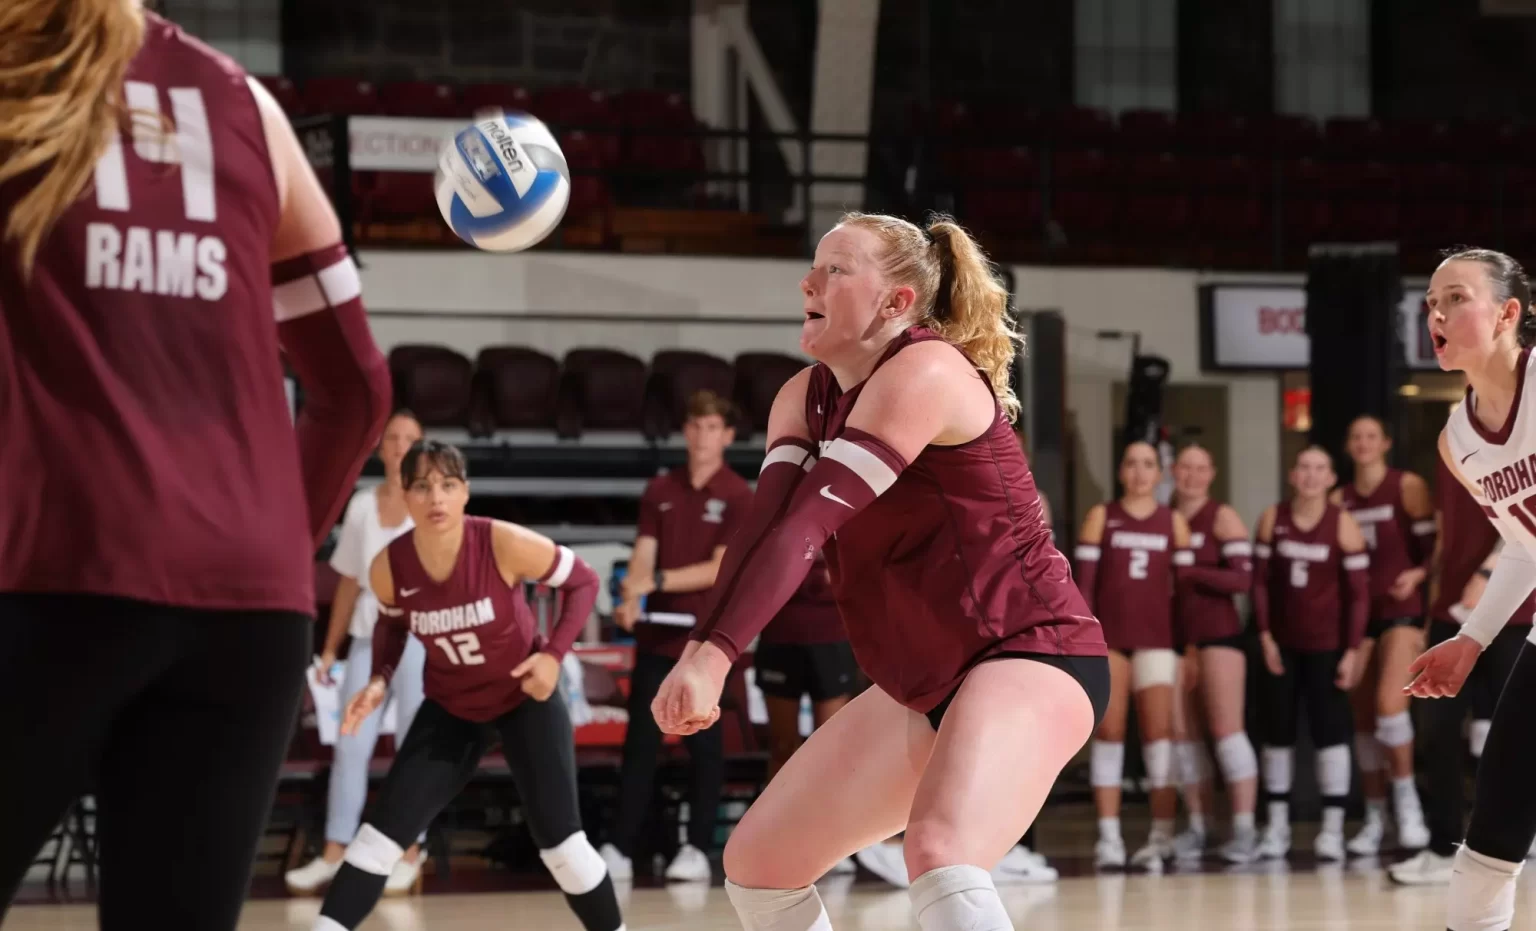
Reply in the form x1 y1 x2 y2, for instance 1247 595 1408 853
435 632 485 666
1290 560 1309 588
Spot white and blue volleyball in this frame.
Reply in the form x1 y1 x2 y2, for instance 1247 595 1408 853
435 111 570 252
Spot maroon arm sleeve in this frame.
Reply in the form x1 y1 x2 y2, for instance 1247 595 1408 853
1071 544 1101 613
273 244 392 549
1412 516 1438 572
692 430 907 662
538 545 600 660
1172 547 1195 649
1182 540 1255 595
1343 550 1372 648
1252 540 1272 634
372 602 409 687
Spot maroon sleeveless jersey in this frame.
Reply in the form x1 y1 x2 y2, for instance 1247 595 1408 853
1433 458 1535 626
805 327 1104 713
1266 503 1349 650
0 14 310 614
1336 469 1425 619
1093 501 1177 651
1181 500 1243 642
760 555 846 645
387 518 542 722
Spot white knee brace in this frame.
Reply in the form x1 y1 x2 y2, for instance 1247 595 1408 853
1354 733 1384 772
1214 732 1258 783
1262 746 1294 795
1447 846 1523 931
1091 740 1125 789
1143 738 1173 790
1316 744 1352 797
1131 649 1178 690
1376 711 1414 749
1470 719 1492 759
1175 740 1211 787
343 823 404 876
725 880 832 931
540 831 608 896
910 865 1012 931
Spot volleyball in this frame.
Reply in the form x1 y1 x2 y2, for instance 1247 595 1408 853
434 111 570 252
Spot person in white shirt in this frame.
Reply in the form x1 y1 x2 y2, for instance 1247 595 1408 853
287 411 427 896
1407 248 1536 931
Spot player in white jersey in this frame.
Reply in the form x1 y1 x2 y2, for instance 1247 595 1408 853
1407 247 1536 931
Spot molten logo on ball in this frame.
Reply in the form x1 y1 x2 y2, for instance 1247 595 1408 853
435 111 570 253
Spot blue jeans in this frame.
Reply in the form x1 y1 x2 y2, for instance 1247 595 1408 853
325 635 426 846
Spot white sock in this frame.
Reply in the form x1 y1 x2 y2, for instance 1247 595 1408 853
1267 800 1289 829
910 865 1012 931
1447 846 1523 931
1364 798 1386 823
724 881 832 931
1150 818 1174 840
1187 813 1207 836
1321 807 1345 835
313 919 347 931
1098 817 1122 842
1393 777 1423 815
1232 812 1256 835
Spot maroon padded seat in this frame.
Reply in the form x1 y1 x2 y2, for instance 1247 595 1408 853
388 344 473 427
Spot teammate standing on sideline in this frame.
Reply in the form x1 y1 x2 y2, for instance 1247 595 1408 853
313 441 622 931
1332 415 1434 856
601 390 753 883
1406 248 1536 931
651 212 1109 931
288 410 429 895
0 7 390 928
1252 447 1370 861
1390 454 1533 885
1075 441 1194 870
1168 445 1261 863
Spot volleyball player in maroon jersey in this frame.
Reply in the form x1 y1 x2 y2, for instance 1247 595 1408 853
1074 441 1194 870
314 441 623 931
0 7 390 928
648 212 1108 931
1168 444 1260 863
1390 454 1535 885
1332 415 1434 855
1252 447 1371 861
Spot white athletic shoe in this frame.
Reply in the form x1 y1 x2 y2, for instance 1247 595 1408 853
598 843 633 882
1131 831 1172 871
284 855 341 895
1314 828 1345 861
1346 816 1385 856
1171 828 1207 861
826 856 857 876
855 842 911 888
993 845 1058 883
1094 835 1127 869
383 854 426 896
1220 829 1260 865
1255 822 1290 860
1388 849 1454 885
664 844 711 882
1396 813 1430 851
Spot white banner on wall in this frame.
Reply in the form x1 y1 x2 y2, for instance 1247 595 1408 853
347 117 460 172
1204 284 1437 371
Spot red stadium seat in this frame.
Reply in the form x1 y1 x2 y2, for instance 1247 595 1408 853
1323 117 1388 158
732 353 808 440
966 188 1044 237
532 86 614 130
1118 110 1178 151
254 75 300 114
1177 112 1254 154
1195 194 1265 237
469 346 560 435
378 81 459 118
1123 193 1192 236
301 77 378 115
554 348 648 438
1051 190 1118 234
968 147 1039 183
388 345 473 428
368 173 436 221
1044 107 1115 148
611 90 694 129
642 350 737 439
459 83 533 117
1052 149 1108 185
1263 114 1321 157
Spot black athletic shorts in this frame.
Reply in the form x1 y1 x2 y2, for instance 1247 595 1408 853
1366 616 1422 640
753 640 858 702
1196 631 1246 651
925 652 1111 733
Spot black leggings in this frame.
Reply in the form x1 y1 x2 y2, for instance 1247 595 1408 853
1465 639 1536 864
611 650 724 856
0 593 311 930
1260 647 1353 750
1421 621 1527 856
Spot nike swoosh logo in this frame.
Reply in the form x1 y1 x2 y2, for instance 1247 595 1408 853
819 485 854 508
400 587 421 597
1461 449 1479 464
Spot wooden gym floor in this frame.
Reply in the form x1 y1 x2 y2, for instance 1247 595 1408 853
10 865 1536 930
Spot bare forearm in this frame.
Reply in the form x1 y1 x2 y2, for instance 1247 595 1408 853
661 559 722 594
322 577 359 654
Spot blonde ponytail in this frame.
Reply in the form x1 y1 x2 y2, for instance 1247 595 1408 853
0 0 146 276
840 211 1022 420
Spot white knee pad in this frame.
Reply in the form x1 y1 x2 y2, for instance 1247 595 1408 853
1447 846 1524 931
1471 720 1492 759
1143 738 1173 789
1316 744 1352 797
343 823 404 876
724 880 832 931
1354 732 1384 772
1131 649 1178 690
909 865 1012 931
1091 740 1125 788
1261 745 1294 795
1174 740 1210 787
1215 732 1258 783
540 830 608 896
1376 711 1414 749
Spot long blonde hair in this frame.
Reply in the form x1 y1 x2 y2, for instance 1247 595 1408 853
0 0 146 275
839 211 1022 420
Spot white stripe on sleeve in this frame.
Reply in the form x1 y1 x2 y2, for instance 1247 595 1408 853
822 438 898 495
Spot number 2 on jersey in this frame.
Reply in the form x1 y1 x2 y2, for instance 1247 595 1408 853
93 82 217 222
1128 550 1150 580
434 632 485 666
